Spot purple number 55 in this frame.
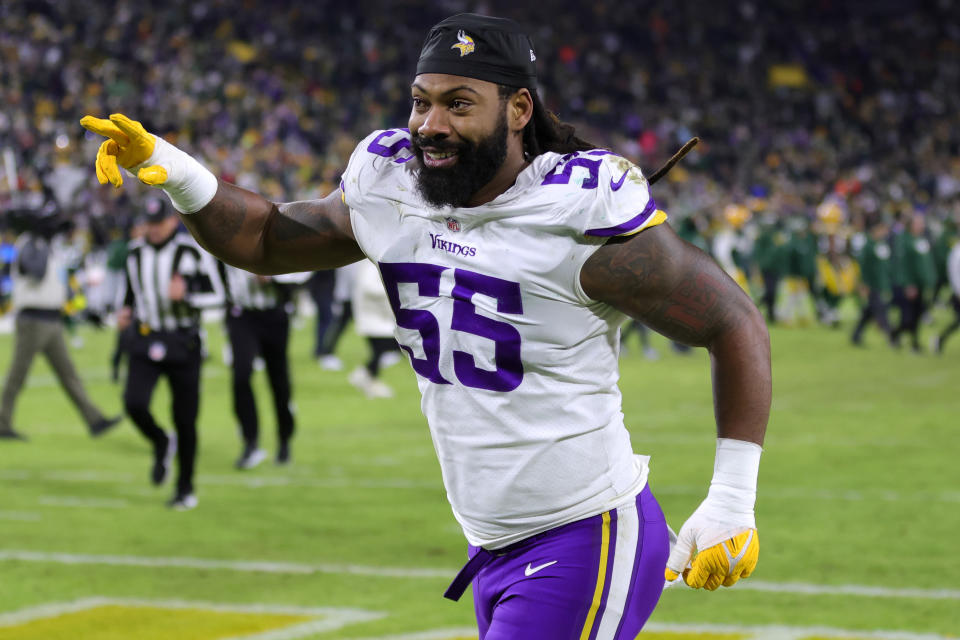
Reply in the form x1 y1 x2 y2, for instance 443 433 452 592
378 262 524 392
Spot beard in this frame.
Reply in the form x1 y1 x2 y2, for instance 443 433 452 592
412 111 509 209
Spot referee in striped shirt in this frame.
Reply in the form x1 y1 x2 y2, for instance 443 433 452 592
219 262 309 468
119 198 224 510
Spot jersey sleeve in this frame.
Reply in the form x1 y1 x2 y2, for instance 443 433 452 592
340 128 416 211
570 152 667 238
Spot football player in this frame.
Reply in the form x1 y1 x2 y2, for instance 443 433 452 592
81 13 770 638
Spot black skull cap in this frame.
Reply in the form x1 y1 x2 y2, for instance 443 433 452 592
416 13 537 88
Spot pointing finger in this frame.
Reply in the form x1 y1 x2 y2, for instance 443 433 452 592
80 116 128 145
109 113 149 142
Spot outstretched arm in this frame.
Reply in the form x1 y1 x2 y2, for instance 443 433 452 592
183 183 364 274
81 113 364 274
581 222 771 591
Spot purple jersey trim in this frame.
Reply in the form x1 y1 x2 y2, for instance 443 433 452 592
584 198 658 237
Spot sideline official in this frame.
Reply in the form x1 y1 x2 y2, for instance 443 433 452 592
0 206 121 440
219 263 308 468
120 198 224 509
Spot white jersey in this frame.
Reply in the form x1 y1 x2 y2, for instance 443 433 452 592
342 128 667 548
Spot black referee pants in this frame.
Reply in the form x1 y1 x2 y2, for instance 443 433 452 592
226 307 294 448
124 344 202 495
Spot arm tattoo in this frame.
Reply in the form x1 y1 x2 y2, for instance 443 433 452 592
185 182 360 273
271 201 340 243
582 225 744 346
659 271 721 336
585 224 771 445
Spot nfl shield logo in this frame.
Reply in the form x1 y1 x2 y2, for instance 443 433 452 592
445 217 461 232
148 341 167 362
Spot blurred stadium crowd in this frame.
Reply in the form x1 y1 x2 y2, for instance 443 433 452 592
1 0 959 351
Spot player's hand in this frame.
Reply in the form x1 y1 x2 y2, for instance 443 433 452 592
664 490 759 590
80 114 169 188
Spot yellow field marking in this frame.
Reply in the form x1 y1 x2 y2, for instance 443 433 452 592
0 599 384 639
0 605 311 640
0 602 954 640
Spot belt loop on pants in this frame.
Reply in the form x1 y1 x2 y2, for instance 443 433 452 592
443 548 495 601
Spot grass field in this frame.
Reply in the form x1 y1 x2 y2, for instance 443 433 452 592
0 306 958 640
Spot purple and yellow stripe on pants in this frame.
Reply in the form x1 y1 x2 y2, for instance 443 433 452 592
579 510 615 640
458 485 670 640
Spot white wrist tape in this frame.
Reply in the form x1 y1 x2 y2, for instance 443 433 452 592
132 136 219 214
708 438 762 513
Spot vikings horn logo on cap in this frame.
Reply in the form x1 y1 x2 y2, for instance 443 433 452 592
452 30 475 56
417 14 537 87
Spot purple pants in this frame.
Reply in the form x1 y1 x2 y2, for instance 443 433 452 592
450 485 669 640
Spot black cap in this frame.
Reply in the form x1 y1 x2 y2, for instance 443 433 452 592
416 14 537 88
144 196 171 223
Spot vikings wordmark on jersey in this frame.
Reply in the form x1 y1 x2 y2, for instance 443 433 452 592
342 129 667 549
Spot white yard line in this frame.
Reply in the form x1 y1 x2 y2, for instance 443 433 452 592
3 468 958 503
642 622 956 640
1 549 958 603
0 469 436 491
0 550 454 579
0 511 41 521
731 580 960 601
37 496 129 508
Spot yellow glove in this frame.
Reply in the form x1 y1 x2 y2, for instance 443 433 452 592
79 114 167 188
80 113 217 213
665 529 758 590
664 438 762 591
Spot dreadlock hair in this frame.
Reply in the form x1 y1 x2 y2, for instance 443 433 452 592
498 84 597 158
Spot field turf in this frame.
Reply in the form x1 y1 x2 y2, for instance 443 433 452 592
0 308 957 639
